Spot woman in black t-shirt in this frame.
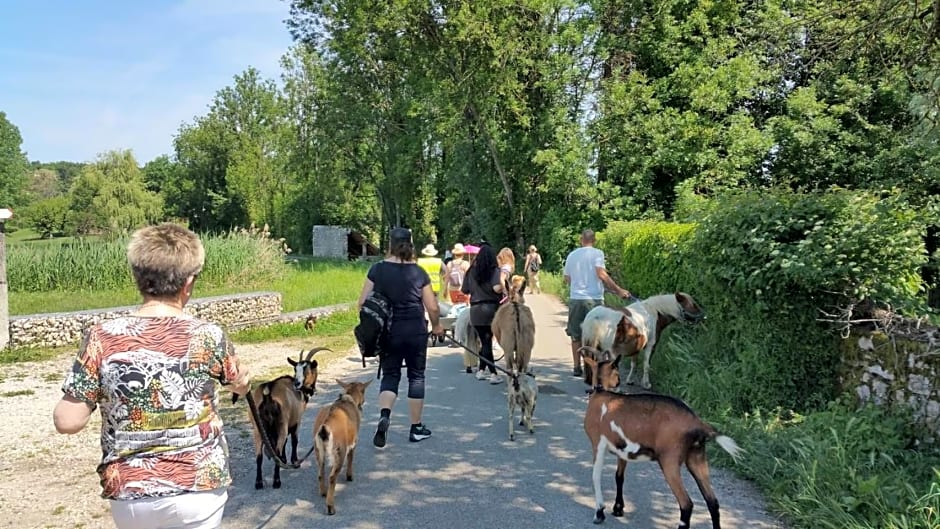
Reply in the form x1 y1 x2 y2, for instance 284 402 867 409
357 228 444 447
460 243 505 385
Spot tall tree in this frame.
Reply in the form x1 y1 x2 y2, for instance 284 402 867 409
67 150 163 235
0 111 29 208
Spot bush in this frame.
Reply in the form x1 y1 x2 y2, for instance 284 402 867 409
597 188 928 412
8 225 290 293
723 402 940 529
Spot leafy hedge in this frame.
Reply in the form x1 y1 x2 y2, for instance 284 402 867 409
598 188 928 412
597 188 936 529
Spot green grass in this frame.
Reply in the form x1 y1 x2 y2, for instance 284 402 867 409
231 309 359 344
10 258 369 315
0 389 35 397
0 345 72 364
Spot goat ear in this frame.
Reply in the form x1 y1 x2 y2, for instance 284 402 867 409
287 357 297 366
612 354 622 368
363 378 374 388
636 334 648 351
582 355 597 368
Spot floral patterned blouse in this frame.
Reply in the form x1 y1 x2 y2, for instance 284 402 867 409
61 315 239 501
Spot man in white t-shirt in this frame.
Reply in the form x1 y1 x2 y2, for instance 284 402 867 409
563 229 631 377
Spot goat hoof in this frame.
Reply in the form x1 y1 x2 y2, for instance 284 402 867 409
612 504 624 517
593 508 606 524
519 420 525 426
510 434 515 441
273 480 281 489
326 506 335 516
529 428 535 434
254 481 264 490
346 475 353 482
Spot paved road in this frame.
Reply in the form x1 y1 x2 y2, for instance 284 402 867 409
222 293 786 529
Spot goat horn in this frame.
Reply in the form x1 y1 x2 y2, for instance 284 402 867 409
304 346 332 362
578 345 601 358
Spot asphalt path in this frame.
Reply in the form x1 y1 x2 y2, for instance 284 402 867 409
221 293 787 529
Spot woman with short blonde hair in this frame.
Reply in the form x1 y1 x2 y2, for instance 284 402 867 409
54 223 250 529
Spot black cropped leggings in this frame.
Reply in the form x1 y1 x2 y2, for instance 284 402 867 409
473 325 497 374
379 330 428 399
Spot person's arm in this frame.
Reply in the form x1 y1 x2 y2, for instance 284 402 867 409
53 396 94 434
422 284 443 335
563 255 572 284
54 329 101 434
357 277 375 310
210 331 251 397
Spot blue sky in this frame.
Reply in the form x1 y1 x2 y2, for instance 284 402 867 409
0 0 295 164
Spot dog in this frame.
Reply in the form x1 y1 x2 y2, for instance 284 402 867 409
492 275 536 375
304 313 319 332
507 371 538 441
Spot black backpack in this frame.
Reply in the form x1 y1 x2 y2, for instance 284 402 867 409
354 289 392 367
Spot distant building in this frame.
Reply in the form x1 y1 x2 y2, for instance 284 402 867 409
311 225 379 260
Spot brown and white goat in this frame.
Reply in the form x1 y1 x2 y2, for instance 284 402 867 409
507 371 537 441
492 274 536 375
582 353 742 528
312 379 372 515
233 347 327 489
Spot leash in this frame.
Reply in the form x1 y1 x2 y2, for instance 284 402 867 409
445 330 527 380
242 390 316 470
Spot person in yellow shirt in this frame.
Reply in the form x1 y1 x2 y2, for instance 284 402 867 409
417 244 444 297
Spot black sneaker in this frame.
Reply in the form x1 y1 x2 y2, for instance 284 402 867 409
572 366 583 378
409 423 432 443
373 417 390 448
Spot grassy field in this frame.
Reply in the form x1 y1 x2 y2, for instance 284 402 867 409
10 258 369 315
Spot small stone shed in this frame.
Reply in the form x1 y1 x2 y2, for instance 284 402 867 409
311 225 379 260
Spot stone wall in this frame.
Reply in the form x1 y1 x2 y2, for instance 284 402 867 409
11 292 283 348
311 225 349 259
841 324 940 443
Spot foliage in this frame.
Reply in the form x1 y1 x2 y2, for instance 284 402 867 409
599 188 928 412
0 111 29 208
7 226 291 293
66 150 163 235
20 196 69 238
716 401 940 529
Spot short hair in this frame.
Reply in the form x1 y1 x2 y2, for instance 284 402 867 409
127 223 205 297
581 229 596 243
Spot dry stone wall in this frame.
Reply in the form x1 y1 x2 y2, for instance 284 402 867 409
841 324 940 443
11 292 284 348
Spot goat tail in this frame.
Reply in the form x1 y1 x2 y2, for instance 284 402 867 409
317 424 330 442
714 435 744 463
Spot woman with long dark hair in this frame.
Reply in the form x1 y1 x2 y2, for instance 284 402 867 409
460 243 505 384
357 227 443 447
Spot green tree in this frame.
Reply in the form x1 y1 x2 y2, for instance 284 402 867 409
67 150 163 235
21 196 69 238
0 111 29 208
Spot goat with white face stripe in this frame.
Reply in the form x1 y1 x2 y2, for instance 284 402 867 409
582 354 742 528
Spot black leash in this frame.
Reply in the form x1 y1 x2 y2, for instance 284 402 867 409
445 330 526 380
242 390 316 470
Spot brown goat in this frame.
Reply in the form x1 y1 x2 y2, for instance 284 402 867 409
312 379 372 515
234 347 327 489
582 354 742 528
492 275 536 375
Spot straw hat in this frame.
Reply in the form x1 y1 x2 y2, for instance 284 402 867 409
451 243 466 256
421 244 439 257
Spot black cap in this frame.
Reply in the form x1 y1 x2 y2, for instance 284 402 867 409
390 227 412 244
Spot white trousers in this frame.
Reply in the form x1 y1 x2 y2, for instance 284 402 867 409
110 489 227 529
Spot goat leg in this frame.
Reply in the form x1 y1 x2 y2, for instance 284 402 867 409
326 447 343 515
345 447 355 482
525 399 535 434
254 453 264 490
289 425 299 464
687 448 721 529
659 458 693 529
613 458 627 517
317 449 327 497
508 393 516 441
592 437 607 524
273 449 283 489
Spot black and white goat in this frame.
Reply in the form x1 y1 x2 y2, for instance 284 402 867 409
582 352 742 528
233 347 328 489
